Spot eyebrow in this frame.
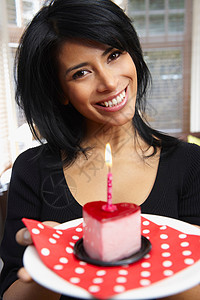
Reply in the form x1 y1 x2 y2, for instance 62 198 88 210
65 46 114 75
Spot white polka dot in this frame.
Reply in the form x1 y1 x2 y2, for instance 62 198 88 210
179 234 187 239
76 227 83 232
79 261 87 266
181 242 189 247
143 229 150 234
144 254 151 259
141 271 151 277
75 267 85 274
66 247 73 254
69 242 75 247
143 221 150 226
37 223 44 229
88 285 100 293
116 277 127 283
56 230 63 235
160 234 168 239
96 270 106 276
161 243 170 250
162 252 171 257
113 285 125 293
118 270 128 275
59 257 68 264
163 260 173 267
70 277 80 284
93 278 103 284
184 258 194 265
163 270 174 276
141 262 151 268
53 234 60 239
72 235 79 240
160 225 167 230
182 250 192 256
32 228 40 235
41 248 50 256
49 238 57 244
53 264 63 270
140 279 151 286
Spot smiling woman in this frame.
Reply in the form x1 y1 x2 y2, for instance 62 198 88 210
57 39 137 127
0 0 200 300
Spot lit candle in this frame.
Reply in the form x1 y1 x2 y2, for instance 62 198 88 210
102 143 117 212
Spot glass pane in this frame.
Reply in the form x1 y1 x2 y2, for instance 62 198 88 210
144 49 183 132
132 16 146 36
7 0 17 25
149 0 165 10
128 0 145 11
169 0 185 9
22 0 36 25
169 13 185 33
149 15 165 35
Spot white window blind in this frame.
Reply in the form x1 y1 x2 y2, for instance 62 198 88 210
0 0 44 175
0 0 16 175
127 0 192 135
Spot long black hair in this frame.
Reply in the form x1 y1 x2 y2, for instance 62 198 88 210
15 0 179 165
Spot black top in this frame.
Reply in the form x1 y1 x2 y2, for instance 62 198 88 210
1 141 200 299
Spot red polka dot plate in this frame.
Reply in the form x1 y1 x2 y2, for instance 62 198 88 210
23 214 200 299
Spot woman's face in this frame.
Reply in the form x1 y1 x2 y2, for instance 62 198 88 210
58 39 137 128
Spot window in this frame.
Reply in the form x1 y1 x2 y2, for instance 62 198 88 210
127 0 192 135
0 0 44 174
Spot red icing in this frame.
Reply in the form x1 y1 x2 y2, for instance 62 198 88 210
83 201 140 222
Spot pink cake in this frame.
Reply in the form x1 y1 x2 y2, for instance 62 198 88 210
83 201 141 262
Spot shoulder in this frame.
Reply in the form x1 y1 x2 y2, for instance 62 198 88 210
171 141 200 181
164 141 200 159
161 141 200 177
175 141 200 161
12 144 56 176
13 144 46 168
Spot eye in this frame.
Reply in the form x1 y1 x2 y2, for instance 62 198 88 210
108 50 123 63
72 70 89 80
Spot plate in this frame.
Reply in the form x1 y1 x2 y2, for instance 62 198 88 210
74 236 151 266
23 214 200 299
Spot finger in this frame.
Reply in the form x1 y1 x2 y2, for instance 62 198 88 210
43 221 60 227
17 267 33 282
16 228 32 246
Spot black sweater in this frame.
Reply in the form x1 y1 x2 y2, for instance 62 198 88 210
1 141 200 298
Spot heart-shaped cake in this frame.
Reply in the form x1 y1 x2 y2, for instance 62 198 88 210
83 201 141 262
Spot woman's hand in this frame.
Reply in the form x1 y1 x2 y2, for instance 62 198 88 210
15 221 60 282
3 221 61 300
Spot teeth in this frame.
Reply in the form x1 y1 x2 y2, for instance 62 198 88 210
99 89 126 107
117 96 121 104
112 99 117 106
108 101 112 107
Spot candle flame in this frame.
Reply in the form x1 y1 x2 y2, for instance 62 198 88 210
105 143 112 167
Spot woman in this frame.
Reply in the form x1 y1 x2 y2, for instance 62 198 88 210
0 0 200 299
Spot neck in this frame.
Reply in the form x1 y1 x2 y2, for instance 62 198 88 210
83 120 136 155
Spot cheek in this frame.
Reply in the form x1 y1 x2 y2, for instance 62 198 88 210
64 84 90 107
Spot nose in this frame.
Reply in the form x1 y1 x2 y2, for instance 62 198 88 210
96 66 117 93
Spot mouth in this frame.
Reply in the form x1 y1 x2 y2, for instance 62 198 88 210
97 89 126 108
94 87 128 112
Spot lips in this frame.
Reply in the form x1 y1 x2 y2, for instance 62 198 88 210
95 88 128 112
97 90 126 108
